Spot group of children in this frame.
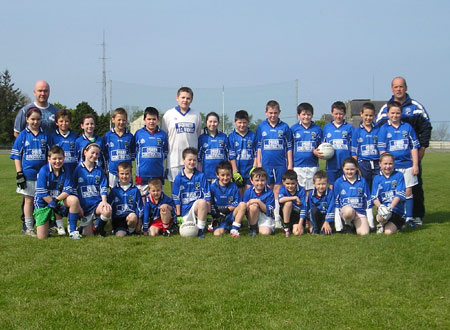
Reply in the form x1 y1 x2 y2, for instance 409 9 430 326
11 86 421 239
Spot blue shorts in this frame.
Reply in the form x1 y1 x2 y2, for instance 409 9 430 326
326 169 343 185
112 217 128 233
266 167 287 185
358 159 379 188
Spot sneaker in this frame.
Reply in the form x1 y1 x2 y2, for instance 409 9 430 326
197 229 205 239
24 228 37 237
230 229 240 238
283 227 291 237
405 218 416 228
376 224 384 234
249 228 258 237
275 218 282 229
57 226 66 236
413 217 423 226
207 224 214 233
69 231 82 240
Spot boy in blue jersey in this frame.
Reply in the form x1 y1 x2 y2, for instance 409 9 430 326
134 107 168 197
333 157 372 235
256 100 293 228
143 178 177 237
33 146 81 239
72 142 112 238
172 147 211 238
198 112 228 183
209 161 246 237
278 170 306 237
243 167 275 236
291 102 322 193
75 114 105 169
104 108 136 189
351 102 380 189
377 101 420 226
108 162 142 237
307 171 335 235
371 153 406 235
11 107 48 237
322 101 354 187
48 109 78 174
227 110 257 196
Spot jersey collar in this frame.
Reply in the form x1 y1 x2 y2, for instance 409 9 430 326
175 106 191 116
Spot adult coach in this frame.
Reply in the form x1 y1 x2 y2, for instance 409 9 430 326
375 77 432 225
161 87 202 183
14 80 59 137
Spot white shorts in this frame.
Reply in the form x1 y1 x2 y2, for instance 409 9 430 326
108 172 119 189
397 167 418 188
136 184 149 197
167 165 184 182
16 180 36 197
182 199 203 224
258 213 275 232
294 166 319 191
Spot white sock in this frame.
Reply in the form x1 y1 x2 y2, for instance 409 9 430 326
274 200 281 220
100 215 110 222
197 220 206 230
128 227 135 233
25 217 34 230
56 219 64 228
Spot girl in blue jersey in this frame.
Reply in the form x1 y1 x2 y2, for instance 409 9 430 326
371 153 406 235
333 157 372 235
10 107 48 237
75 113 105 169
198 112 228 183
72 142 111 238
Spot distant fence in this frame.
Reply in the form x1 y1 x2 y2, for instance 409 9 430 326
428 141 450 151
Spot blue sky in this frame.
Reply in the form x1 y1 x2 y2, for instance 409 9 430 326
2 0 449 124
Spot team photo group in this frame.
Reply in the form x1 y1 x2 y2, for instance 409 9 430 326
11 76 432 240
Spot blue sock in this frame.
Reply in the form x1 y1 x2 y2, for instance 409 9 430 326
68 212 79 233
406 196 414 219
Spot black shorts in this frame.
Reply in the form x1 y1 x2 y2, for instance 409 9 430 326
112 217 128 233
388 212 405 229
280 205 303 228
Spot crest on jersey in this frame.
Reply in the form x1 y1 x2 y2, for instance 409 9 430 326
109 142 115 147
70 142 75 149
41 139 46 146
78 177 84 183
321 202 327 209
357 188 363 195
219 140 224 147
405 107 411 115
228 196 233 203
128 195 134 203
342 131 348 138
58 182 63 190
402 131 408 137
195 182 200 190
311 132 316 138
124 141 129 148
140 138 145 144
374 136 378 143
295 133 301 138
358 137 363 143
157 138 161 145
387 133 392 138
327 133 332 138
262 131 267 137
235 141 239 147
278 130 283 137
341 189 346 195
95 175 101 184
247 140 253 148
392 180 397 189
203 143 208 148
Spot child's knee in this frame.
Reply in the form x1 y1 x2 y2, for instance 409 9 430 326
126 213 138 225
341 205 355 221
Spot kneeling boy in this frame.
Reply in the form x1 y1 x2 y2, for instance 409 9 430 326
34 146 81 239
307 170 335 235
108 162 143 237
143 178 176 236
172 147 210 238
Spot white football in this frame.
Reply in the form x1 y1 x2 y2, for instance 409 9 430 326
179 222 199 237
317 142 335 160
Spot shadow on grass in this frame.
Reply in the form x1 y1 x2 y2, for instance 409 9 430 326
424 211 450 224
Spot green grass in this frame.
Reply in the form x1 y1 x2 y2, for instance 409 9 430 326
1 153 449 329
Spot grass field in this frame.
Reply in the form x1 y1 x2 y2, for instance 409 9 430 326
1 153 449 329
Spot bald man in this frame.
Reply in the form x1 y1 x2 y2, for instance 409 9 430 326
376 77 432 226
13 80 59 137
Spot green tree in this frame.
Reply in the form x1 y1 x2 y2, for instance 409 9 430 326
97 113 111 137
0 70 30 144
72 102 99 135
314 119 327 129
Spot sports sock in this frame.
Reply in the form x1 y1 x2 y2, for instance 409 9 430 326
406 195 414 219
56 219 64 228
68 212 78 233
162 223 169 230
197 220 206 230
274 200 281 220
231 222 241 231
24 217 34 230
128 227 136 233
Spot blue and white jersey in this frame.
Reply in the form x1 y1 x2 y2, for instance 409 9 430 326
333 174 371 215
198 129 228 180
134 127 168 178
351 123 380 161
256 119 292 168
243 185 275 217
143 193 176 231
210 180 241 215
278 184 307 218
371 171 406 216
14 103 59 134
290 122 322 167
377 121 420 169
307 187 335 222
108 183 143 219
104 128 136 175
48 129 78 173
172 168 211 217
75 133 105 169
72 162 108 214
34 163 73 209
10 127 48 181
322 121 353 171
227 129 257 178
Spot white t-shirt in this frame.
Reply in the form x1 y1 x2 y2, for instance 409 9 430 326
161 106 202 169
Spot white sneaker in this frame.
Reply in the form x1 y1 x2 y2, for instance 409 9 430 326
275 218 283 229
413 217 423 226
57 226 66 236
69 231 82 240
376 224 384 234
25 228 37 237
230 229 240 237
